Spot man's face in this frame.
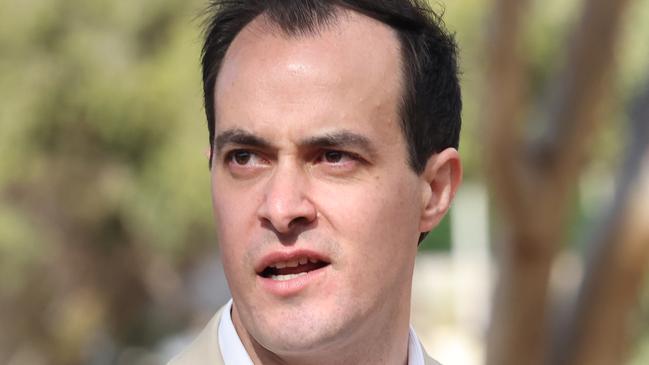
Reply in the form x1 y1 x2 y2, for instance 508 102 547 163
211 12 429 354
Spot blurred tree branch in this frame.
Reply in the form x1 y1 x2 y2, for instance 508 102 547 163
482 0 541 363
554 84 649 365
483 0 637 364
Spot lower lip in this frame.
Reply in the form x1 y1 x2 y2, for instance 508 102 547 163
257 266 328 297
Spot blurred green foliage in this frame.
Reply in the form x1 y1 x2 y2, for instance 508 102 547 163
420 213 452 251
0 0 214 362
1 0 649 364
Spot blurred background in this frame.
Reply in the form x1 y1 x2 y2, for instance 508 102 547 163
1 0 648 364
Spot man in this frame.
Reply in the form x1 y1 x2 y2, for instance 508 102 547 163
170 0 462 364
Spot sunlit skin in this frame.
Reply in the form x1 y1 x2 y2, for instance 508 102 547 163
210 9 461 365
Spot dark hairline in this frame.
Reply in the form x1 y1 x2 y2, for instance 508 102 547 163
201 0 461 173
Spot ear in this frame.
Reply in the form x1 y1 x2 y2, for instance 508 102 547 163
419 148 462 233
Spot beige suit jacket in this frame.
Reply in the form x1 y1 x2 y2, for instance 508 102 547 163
168 306 442 365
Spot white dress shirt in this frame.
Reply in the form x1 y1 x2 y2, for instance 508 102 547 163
218 299 425 365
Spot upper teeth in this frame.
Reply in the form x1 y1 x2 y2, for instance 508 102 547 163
271 258 318 269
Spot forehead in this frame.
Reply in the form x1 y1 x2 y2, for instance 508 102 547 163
214 9 404 141
220 10 402 76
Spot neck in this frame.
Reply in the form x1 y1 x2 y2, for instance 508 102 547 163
232 299 412 365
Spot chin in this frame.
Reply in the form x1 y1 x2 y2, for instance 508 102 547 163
247 304 353 354
260 327 342 355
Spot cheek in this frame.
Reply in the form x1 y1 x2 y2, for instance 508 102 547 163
317 181 419 308
318 176 422 259
327 176 420 228
212 189 257 295
211 175 259 230
211 180 256 262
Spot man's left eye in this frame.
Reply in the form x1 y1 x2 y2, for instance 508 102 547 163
317 150 359 167
323 151 345 163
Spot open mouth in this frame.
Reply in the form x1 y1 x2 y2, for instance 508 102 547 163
259 257 330 281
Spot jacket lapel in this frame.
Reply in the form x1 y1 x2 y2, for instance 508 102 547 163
167 306 226 365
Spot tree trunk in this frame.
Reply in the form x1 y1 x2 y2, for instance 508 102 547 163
553 86 649 365
482 0 634 364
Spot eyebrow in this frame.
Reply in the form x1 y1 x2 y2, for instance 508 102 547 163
299 131 377 157
214 129 274 155
214 128 377 157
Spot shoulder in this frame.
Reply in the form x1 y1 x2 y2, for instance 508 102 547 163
167 307 225 365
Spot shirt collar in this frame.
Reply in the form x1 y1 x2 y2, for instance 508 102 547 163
408 324 426 365
218 299 426 365
218 299 254 365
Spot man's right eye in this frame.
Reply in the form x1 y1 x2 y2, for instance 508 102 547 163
231 150 252 165
225 149 269 169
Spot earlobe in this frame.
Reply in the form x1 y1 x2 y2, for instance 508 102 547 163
419 148 462 232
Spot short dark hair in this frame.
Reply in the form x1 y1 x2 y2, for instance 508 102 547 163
201 0 461 173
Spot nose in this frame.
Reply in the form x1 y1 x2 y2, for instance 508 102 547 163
257 163 317 234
